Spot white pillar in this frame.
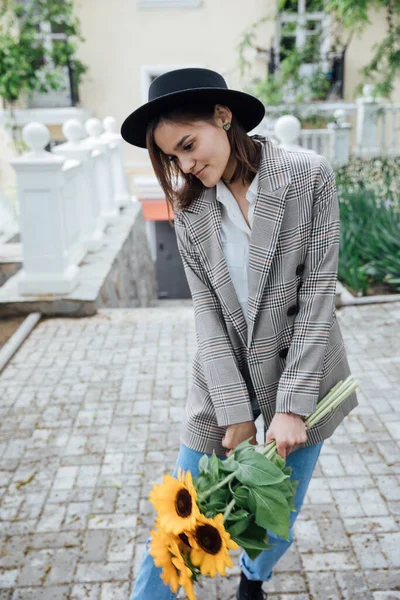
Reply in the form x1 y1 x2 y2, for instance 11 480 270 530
355 84 381 157
82 118 119 224
10 123 81 295
52 119 104 251
102 116 132 208
327 109 351 167
274 115 315 153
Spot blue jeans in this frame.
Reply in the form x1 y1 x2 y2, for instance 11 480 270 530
130 439 323 599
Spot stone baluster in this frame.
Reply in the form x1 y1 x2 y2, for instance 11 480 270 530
355 84 381 157
274 115 315 153
10 123 84 294
102 116 132 208
82 118 119 224
52 119 105 251
327 109 351 166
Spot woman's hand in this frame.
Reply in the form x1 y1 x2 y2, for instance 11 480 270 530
265 413 307 459
222 421 257 456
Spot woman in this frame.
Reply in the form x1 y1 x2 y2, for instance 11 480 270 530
121 68 358 600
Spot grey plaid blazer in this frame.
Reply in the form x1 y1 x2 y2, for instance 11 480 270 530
174 137 358 455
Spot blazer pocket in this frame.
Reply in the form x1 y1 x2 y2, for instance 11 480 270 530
222 243 246 268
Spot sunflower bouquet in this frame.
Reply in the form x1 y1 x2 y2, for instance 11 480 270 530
148 376 359 600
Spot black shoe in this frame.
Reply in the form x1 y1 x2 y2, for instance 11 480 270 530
236 571 266 600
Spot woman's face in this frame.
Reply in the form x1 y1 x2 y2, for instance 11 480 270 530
154 107 234 187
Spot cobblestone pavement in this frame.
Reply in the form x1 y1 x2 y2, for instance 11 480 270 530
0 302 399 600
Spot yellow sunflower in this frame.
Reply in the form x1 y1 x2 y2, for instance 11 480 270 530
149 468 200 534
170 540 197 600
148 527 180 593
188 513 239 577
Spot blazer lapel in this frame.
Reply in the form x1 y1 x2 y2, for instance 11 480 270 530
184 187 248 347
183 138 292 349
247 140 292 346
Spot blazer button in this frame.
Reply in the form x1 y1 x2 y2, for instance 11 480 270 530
296 264 305 276
279 348 289 359
287 305 297 316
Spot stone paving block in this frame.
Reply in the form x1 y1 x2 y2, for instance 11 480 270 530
45 548 79 586
336 571 373 600
81 530 109 563
70 583 100 600
301 551 358 571
372 594 400 600
264 572 307 593
36 505 66 533
351 533 389 569
377 532 400 567
293 520 324 552
306 571 341 600
364 569 400 591
100 582 130 600
75 561 130 583
0 569 18 589
343 516 398 535
107 528 134 562
332 489 365 518
88 513 137 530
16 548 53 586
12 587 71 600
318 518 351 550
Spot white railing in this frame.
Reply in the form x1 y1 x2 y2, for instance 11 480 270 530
252 85 400 163
9 116 132 296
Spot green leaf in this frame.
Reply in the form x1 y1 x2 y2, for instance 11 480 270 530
198 454 209 474
226 515 251 537
218 455 238 473
248 486 291 540
232 535 272 552
235 452 288 487
232 485 250 508
243 518 269 542
232 438 255 459
271 453 286 470
225 509 249 522
209 453 219 480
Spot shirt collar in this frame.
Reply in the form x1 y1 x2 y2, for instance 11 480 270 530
216 171 259 206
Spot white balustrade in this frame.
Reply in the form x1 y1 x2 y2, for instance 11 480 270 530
274 115 317 154
82 118 119 224
102 116 132 208
327 109 351 166
52 119 105 252
10 123 85 295
355 84 381 157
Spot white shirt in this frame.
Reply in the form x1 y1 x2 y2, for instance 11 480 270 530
216 171 259 322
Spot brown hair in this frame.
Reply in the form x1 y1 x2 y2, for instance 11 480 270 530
145 102 262 225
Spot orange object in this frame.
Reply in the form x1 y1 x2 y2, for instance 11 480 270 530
140 199 175 221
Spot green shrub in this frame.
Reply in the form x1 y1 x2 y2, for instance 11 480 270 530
335 158 400 296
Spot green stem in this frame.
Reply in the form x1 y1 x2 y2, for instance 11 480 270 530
198 472 235 502
223 498 236 523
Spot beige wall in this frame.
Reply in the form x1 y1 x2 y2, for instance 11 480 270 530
344 8 400 103
74 0 272 166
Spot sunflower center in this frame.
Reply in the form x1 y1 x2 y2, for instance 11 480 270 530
175 489 192 518
196 524 222 555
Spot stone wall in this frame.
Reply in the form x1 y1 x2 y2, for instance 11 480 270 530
0 201 158 317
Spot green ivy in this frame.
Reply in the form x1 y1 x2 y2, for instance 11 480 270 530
0 0 88 147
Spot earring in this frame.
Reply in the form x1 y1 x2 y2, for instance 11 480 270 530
222 122 231 131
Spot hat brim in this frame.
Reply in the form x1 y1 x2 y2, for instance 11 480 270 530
120 88 265 148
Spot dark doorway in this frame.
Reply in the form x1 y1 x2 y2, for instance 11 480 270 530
155 221 191 299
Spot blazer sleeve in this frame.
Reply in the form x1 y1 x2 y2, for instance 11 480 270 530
275 155 340 416
174 213 254 428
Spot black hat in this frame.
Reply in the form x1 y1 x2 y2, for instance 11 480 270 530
120 68 265 148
